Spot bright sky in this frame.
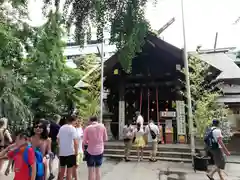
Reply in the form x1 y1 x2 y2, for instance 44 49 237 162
28 0 240 51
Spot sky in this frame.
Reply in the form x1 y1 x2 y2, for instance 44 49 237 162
28 0 240 51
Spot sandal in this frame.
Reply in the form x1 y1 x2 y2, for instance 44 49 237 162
206 174 214 180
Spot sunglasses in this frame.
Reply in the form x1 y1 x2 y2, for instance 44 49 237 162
34 125 43 129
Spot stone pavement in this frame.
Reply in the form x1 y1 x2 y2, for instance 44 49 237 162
101 161 240 180
1 159 240 180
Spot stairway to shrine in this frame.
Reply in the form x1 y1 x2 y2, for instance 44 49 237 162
104 142 202 163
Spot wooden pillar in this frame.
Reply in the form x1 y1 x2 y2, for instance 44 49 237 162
176 100 186 143
118 81 125 140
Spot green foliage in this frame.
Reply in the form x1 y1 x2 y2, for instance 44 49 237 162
185 55 230 138
0 4 83 130
0 1 33 129
73 54 100 120
43 0 151 72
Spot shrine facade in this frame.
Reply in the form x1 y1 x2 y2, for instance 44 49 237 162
103 34 188 143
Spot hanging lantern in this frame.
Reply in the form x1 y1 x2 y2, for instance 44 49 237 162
113 69 119 75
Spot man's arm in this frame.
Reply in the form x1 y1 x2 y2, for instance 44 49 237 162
83 128 88 145
103 126 108 142
73 128 79 155
0 145 11 158
145 125 149 134
30 162 36 180
218 137 230 156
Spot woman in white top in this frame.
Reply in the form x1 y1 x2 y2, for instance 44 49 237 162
134 123 145 161
73 119 84 180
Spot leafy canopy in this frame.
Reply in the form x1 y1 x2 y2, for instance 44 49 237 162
43 0 154 72
185 56 230 138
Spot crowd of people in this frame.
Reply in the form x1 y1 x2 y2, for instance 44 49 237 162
0 115 108 180
0 111 232 180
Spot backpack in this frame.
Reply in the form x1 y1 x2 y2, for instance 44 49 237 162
204 127 219 150
148 125 157 139
21 145 44 178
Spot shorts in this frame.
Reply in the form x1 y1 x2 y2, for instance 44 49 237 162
76 153 83 165
59 155 76 168
86 152 103 167
210 148 226 169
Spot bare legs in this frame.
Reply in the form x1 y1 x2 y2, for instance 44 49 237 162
88 167 94 180
95 167 101 180
137 147 143 161
72 166 78 180
140 147 143 160
87 167 101 180
58 167 73 180
208 166 224 180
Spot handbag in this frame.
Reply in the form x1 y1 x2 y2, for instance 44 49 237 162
148 125 157 139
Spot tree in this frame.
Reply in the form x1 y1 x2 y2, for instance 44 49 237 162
24 11 83 117
43 0 153 72
0 0 34 129
73 54 101 120
185 56 230 138
0 3 84 129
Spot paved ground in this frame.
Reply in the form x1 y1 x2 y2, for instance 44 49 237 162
1 158 240 180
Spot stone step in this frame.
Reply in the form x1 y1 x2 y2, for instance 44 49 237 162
104 149 192 159
105 144 194 152
104 154 192 163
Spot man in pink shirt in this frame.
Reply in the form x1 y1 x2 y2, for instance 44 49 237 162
83 116 108 180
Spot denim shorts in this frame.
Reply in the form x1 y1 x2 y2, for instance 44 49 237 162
86 152 103 167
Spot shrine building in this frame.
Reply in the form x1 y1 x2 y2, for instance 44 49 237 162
103 33 187 144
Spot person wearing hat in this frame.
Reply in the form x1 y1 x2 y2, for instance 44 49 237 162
207 119 230 180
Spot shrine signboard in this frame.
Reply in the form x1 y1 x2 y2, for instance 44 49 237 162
176 101 186 135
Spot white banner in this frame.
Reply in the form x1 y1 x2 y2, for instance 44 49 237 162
176 101 186 135
118 100 125 140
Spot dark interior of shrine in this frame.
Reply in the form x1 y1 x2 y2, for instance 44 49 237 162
104 34 185 140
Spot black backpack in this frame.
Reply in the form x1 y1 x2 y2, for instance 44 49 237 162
204 128 219 149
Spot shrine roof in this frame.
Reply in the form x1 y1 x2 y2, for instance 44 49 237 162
190 49 240 80
104 33 183 76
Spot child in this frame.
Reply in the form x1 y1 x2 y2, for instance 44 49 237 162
1 130 36 180
134 123 145 161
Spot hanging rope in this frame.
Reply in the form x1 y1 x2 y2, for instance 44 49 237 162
156 87 159 123
140 88 143 114
147 88 150 123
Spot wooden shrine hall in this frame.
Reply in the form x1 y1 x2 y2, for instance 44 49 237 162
103 33 187 144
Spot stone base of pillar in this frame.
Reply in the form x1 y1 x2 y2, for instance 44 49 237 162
103 119 114 140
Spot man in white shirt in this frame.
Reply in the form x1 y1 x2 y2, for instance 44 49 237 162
136 111 144 128
145 120 159 162
57 115 78 180
207 119 230 180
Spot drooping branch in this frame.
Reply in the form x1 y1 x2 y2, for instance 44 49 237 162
43 0 152 72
